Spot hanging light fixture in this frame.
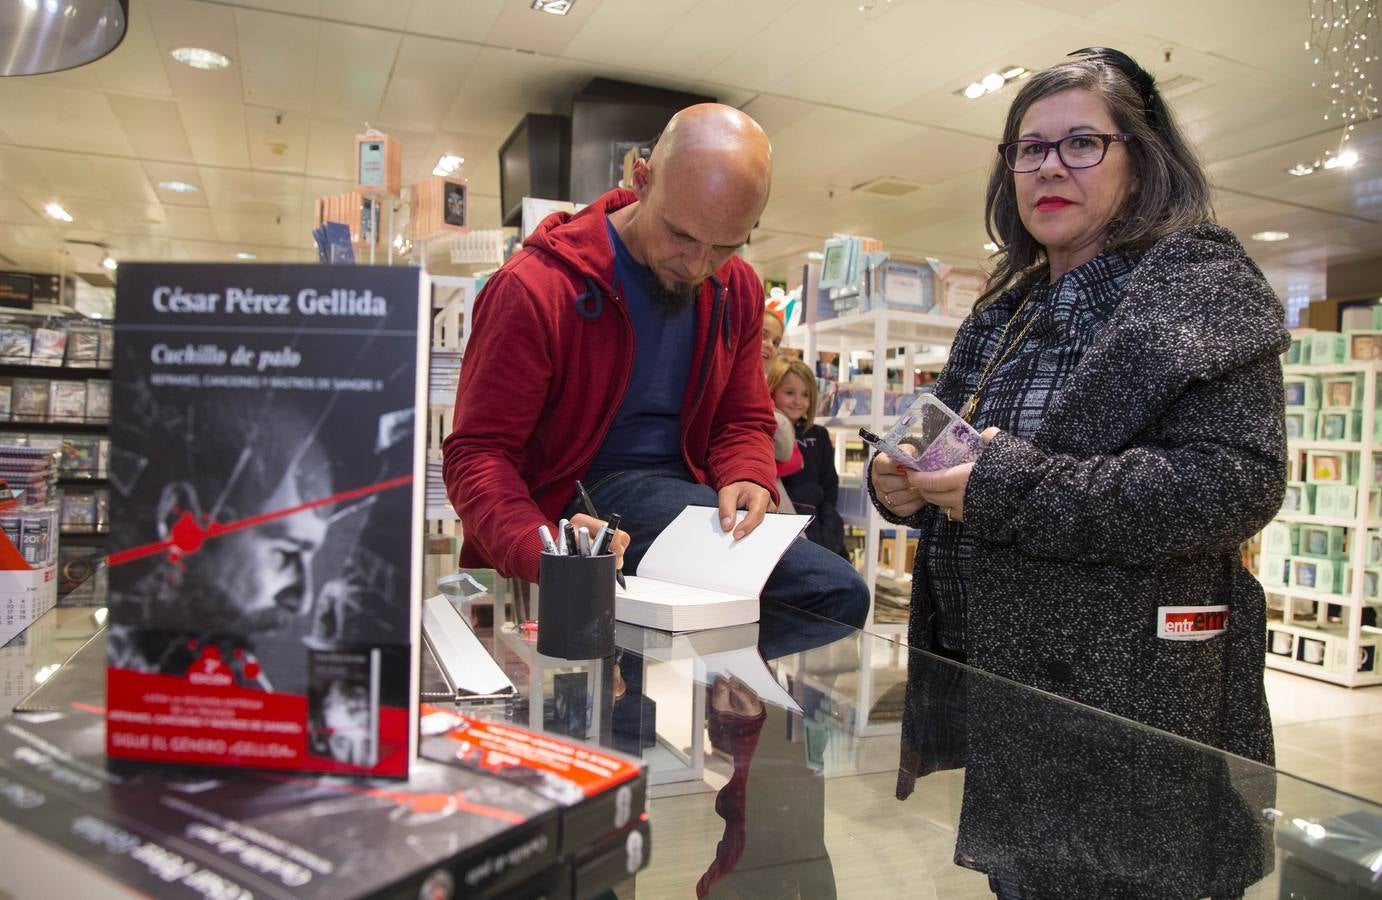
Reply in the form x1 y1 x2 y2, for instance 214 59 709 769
0 0 128 77
1305 0 1379 154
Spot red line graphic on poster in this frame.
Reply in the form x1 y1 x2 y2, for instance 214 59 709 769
105 474 413 567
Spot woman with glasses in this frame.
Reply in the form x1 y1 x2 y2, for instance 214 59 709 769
870 48 1286 899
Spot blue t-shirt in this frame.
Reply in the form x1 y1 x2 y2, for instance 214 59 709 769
585 218 696 480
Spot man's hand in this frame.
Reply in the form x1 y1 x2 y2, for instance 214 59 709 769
569 513 629 568
717 481 774 540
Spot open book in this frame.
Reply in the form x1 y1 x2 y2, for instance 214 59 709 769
615 506 810 632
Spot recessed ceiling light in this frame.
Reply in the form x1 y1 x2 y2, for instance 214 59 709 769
1251 231 1290 242
983 242 999 252
89 312 104 319
101 253 117 271
44 201 72 222
433 154 465 177
171 47 231 70
981 72 1005 93
805 251 825 261
158 180 200 193
962 82 986 99
234 251 257 260
1286 163 1316 177
530 0 573 14
1001 66 1026 79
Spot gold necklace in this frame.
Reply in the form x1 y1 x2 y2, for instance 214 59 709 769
957 289 1042 423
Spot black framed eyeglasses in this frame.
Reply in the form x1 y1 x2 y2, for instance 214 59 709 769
998 133 1134 173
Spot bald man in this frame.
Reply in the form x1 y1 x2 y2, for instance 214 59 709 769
444 104 868 630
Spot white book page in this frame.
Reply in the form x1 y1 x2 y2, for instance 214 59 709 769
638 507 810 598
697 648 802 714
616 575 748 606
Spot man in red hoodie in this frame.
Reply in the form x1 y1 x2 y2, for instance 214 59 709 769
444 104 868 628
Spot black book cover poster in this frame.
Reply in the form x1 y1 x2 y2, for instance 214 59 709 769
106 263 427 777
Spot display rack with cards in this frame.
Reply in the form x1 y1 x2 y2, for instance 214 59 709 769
1250 325 1382 687
0 443 60 646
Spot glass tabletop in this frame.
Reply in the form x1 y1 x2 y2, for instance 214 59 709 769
6 567 1382 899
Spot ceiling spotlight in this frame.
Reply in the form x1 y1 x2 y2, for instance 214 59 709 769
958 65 1029 100
158 180 199 193
433 154 465 177
171 47 231 70
1286 163 1317 176
983 241 999 252
805 251 825 261
530 0 573 14
101 253 117 271
1251 231 1291 242
234 251 257 260
1324 149 1360 170
44 201 73 222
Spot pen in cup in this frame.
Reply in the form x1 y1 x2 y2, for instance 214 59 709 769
538 525 558 554
556 518 570 555
577 526 591 557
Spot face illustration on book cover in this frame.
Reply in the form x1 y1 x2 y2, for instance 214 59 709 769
107 376 414 709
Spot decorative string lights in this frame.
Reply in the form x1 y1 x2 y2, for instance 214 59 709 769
1306 0 1379 157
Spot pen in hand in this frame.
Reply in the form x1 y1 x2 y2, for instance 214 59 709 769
575 481 627 590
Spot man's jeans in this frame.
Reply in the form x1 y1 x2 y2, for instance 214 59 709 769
577 469 870 640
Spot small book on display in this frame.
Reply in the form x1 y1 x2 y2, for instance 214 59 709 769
615 506 809 632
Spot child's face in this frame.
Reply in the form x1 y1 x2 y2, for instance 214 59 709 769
772 372 812 423
761 314 784 363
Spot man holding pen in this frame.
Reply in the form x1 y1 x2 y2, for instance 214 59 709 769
443 103 868 629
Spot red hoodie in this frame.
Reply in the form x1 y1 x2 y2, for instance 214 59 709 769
442 189 778 583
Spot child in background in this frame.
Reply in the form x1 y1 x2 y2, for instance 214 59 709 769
762 310 799 514
767 356 846 558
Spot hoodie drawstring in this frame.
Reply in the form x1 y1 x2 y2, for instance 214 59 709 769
574 276 604 321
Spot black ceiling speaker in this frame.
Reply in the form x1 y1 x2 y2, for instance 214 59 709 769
0 0 128 77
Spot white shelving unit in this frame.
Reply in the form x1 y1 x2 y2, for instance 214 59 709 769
1260 361 1382 688
790 308 963 636
787 307 962 737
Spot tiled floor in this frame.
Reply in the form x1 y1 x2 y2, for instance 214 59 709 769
1266 668 1382 801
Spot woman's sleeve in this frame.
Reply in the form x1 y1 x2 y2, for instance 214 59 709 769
963 353 1286 566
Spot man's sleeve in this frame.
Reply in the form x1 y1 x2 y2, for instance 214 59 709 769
442 270 554 583
704 275 778 501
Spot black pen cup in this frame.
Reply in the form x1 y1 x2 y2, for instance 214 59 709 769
537 552 616 660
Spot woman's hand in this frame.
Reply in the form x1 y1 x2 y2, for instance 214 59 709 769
871 445 928 517
905 427 1000 523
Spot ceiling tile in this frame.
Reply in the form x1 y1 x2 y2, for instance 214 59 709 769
178 100 251 168
305 119 362 180
311 21 399 123
246 108 310 173
328 0 417 30
198 168 302 212
107 95 196 163
0 83 135 156
441 48 596 137
377 36 481 133
404 0 506 43
562 0 698 64
235 8 320 112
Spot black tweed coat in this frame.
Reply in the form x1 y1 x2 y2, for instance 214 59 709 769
877 224 1288 898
